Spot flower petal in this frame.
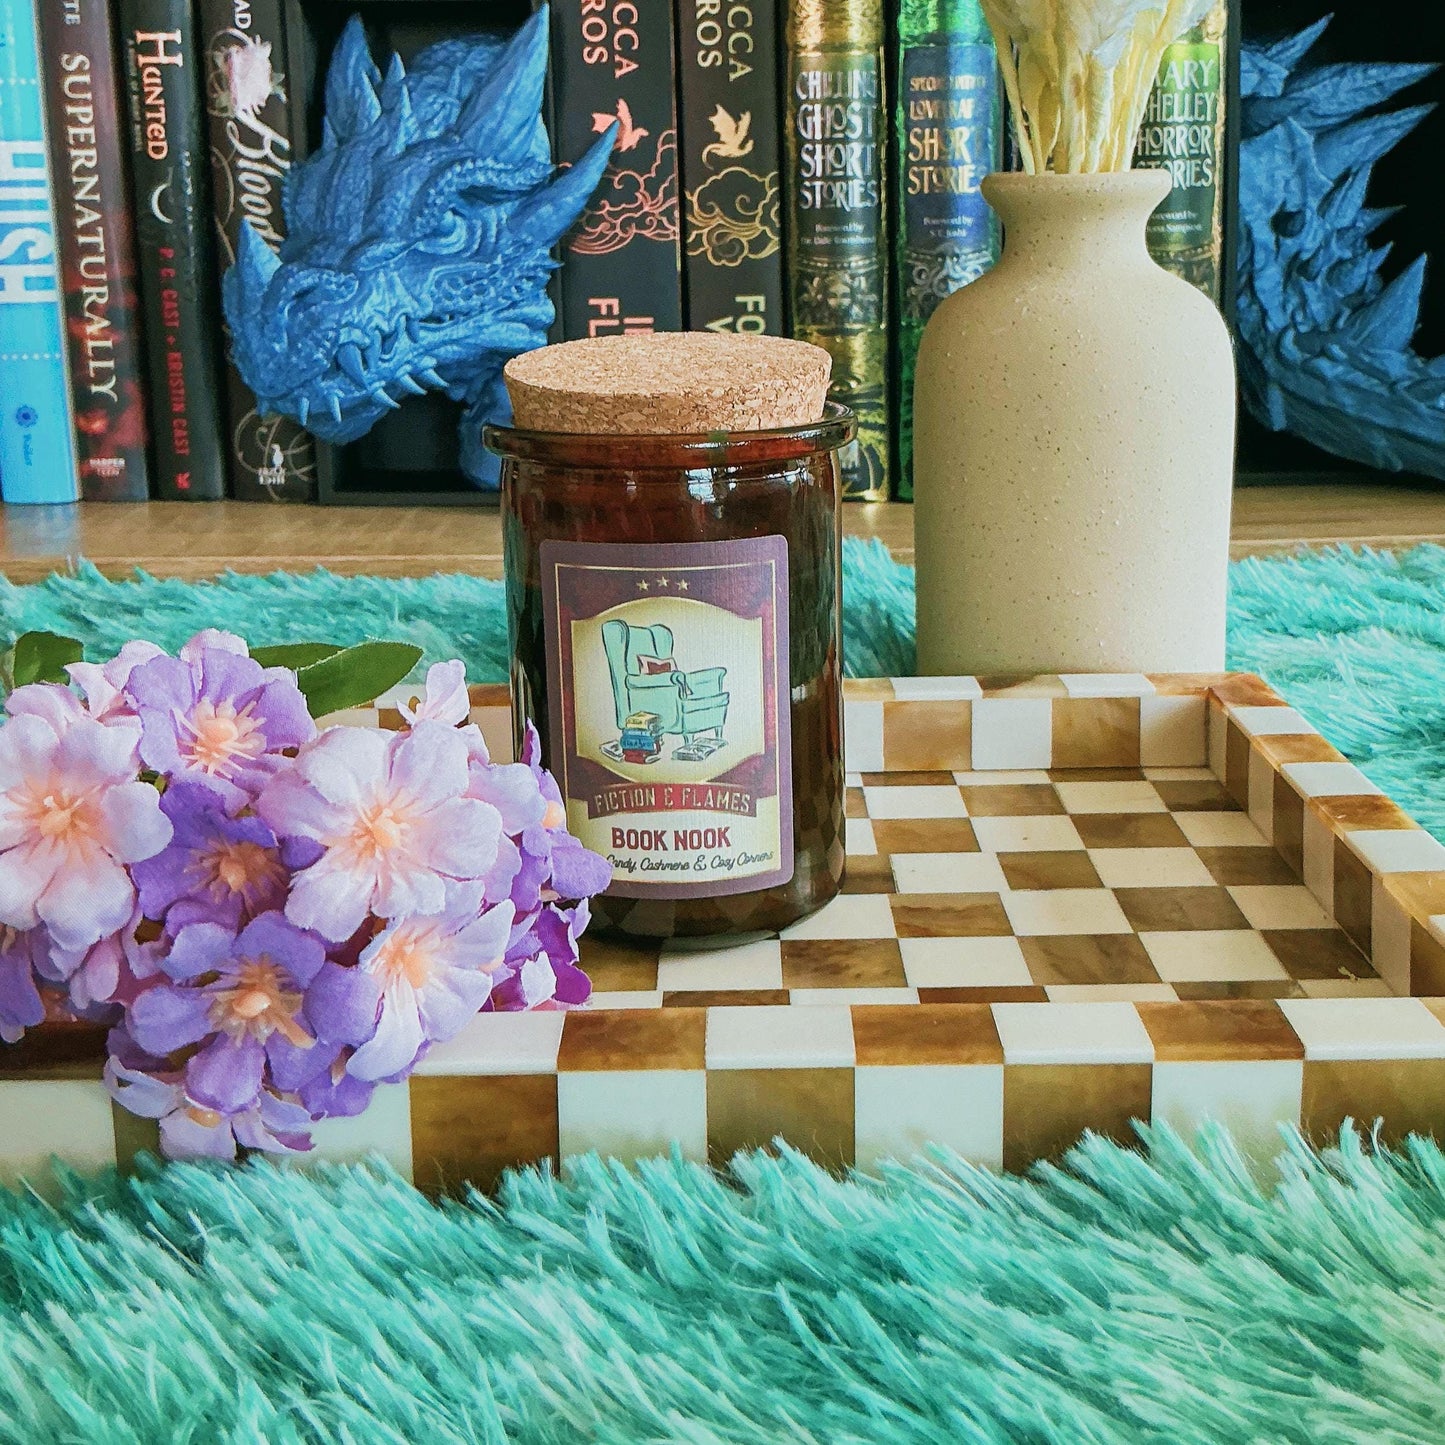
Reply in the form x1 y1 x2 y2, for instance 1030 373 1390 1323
347 986 425 1081
285 855 376 943
468 761 547 833
297 727 390 807
53 712 142 784
387 723 471 812
160 1108 238 1161
37 846 135 951
0 840 57 932
164 922 236 981
186 1032 265 1114
417 968 492 1041
180 629 249 662
98 782 174 864
305 960 381 1046
103 1058 182 1119
0 714 59 790
4 682 86 738
417 797 502 879
128 984 214 1056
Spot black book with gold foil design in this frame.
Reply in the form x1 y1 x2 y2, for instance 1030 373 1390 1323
677 0 783 335
551 0 683 339
782 0 889 500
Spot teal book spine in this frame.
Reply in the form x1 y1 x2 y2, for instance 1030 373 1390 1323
0 0 80 504
892 0 1000 500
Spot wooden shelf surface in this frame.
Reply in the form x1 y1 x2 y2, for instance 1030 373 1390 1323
2 483 1444 584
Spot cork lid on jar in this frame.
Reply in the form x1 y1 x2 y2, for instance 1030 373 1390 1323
503 332 833 435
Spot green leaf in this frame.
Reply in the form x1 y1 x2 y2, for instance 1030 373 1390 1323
251 642 344 671
294 641 424 718
8 631 84 689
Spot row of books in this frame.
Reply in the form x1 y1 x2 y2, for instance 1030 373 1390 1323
553 0 1232 501
1 0 1229 506
0 0 311 504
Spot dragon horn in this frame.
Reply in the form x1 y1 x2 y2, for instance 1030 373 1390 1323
376 51 420 156
325 16 382 141
1339 255 1427 354
457 7 549 160
1316 104 1435 181
232 220 281 305
508 126 616 249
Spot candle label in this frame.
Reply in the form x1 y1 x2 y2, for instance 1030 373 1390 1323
541 536 793 897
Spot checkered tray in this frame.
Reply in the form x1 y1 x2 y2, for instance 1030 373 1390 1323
9 673 1445 1193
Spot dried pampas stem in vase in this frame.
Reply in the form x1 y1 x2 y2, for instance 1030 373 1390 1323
981 0 1213 173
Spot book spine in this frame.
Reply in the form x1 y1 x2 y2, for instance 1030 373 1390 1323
782 0 889 500
893 0 1001 500
200 0 315 500
550 0 683 339
677 0 783 335
1135 0 1229 303
0 0 79 504
38 0 152 501
118 0 227 498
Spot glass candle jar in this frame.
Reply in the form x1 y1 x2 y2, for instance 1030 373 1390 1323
487 405 853 941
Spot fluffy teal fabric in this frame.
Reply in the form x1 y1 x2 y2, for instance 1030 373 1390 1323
3 541 1443 832
2 1127 1444 1443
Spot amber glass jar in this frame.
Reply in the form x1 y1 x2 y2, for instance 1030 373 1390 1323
487 406 852 941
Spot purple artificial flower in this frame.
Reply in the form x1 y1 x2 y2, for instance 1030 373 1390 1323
131 781 291 931
461 721 610 921
398 660 470 726
126 911 358 1115
513 724 612 905
126 637 315 811
104 1056 314 1160
0 925 48 1043
256 722 504 943
346 887 515 1081
31 920 129 1014
0 711 171 951
491 900 593 1012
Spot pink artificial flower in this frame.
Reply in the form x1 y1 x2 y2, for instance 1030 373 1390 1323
66 640 166 724
256 722 504 942
398 660 470 727
347 889 515 1081
0 713 171 951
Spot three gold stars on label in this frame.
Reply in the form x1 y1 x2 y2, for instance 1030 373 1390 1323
636 577 689 592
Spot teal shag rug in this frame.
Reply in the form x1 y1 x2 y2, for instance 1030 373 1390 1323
5 540 1445 834
3 1127 1445 1443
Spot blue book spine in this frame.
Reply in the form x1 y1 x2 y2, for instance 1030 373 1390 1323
0 0 78 504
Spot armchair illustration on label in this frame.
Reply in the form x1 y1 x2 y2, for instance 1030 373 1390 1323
600 619 730 763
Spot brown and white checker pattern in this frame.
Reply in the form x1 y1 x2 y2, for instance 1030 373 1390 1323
12 674 1445 1192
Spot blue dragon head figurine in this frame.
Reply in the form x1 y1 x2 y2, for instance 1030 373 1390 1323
222 8 613 487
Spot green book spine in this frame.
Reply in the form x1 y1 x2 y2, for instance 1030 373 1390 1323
783 0 889 501
1135 0 1229 302
892 0 1001 501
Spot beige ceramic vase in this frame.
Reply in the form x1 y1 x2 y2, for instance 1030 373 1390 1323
912 170 1235 676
